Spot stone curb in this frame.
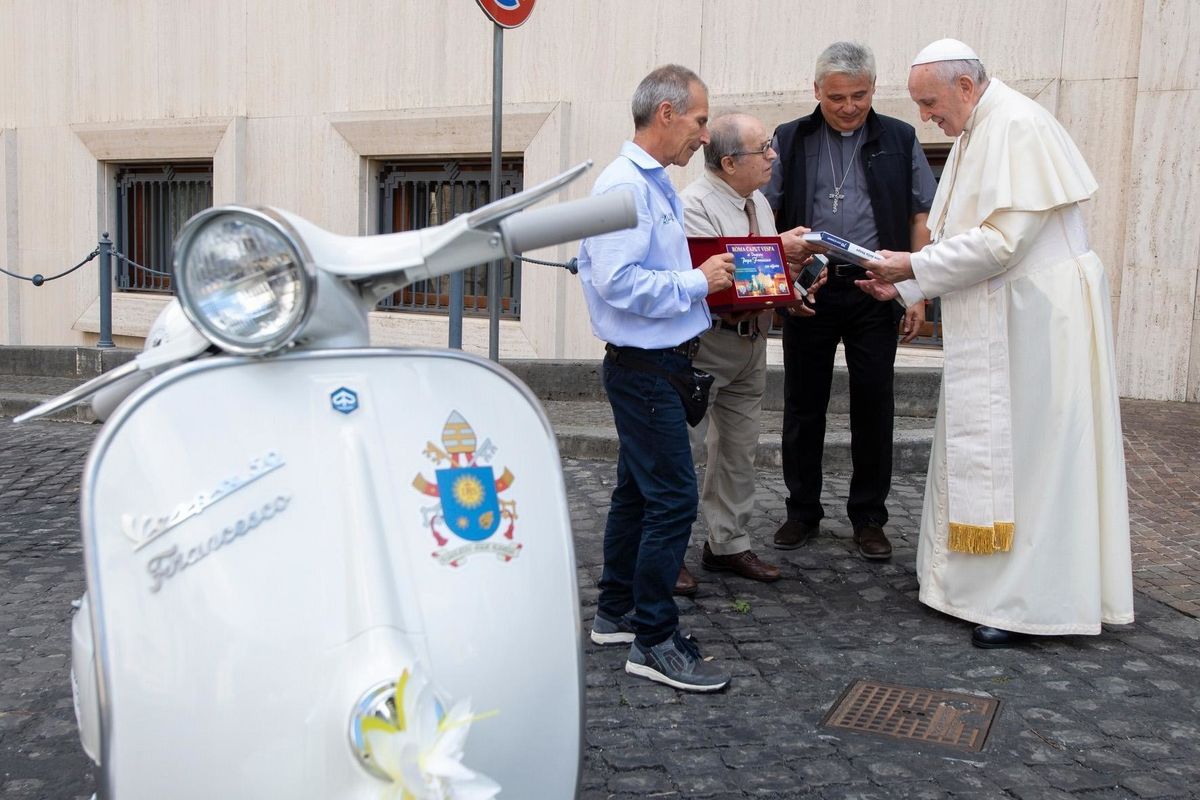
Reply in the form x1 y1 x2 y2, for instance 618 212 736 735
0 345 135 378
552 424 932 473
503 359 942 417
0 347 938 470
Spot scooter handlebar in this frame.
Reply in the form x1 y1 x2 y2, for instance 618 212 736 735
499 190 637 257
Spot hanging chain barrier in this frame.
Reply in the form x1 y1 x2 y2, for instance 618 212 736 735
0 232 171 348
109 248 171 277
0 247 101 286
2 231 580 352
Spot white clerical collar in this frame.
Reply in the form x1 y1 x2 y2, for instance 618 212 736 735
825 120 861 137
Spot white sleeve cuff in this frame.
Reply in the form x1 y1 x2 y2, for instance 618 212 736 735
896 278 925 307
685 267 711 300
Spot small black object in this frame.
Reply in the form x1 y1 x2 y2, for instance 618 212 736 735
603 344 714 426
665 369 714 427
796 258 823 290
31 274 44 286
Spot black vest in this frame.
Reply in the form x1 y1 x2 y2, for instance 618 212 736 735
774 106 918 252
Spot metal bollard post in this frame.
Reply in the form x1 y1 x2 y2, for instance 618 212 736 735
97 233 114 348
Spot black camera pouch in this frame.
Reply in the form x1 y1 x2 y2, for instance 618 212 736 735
665 368 715 427
607 349 714 427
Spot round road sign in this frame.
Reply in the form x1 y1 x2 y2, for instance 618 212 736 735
475 0 536 28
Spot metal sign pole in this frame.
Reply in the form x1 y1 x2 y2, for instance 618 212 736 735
473 0 534 356
448 238 465 347
487 23 503 362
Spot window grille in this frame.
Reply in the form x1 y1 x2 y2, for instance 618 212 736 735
113 163 213 293
377 158 523 317
908 143 955 348
923 142 953 181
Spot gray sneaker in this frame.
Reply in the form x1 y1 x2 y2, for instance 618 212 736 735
590 613 636 645
591 614 695 646
625 631 730 692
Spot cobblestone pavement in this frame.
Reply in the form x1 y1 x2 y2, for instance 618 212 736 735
1121 400 1200 618
569 457 1200 799
2 405 1200 799
0 422 96 799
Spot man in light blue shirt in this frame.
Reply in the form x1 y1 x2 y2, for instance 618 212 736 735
580 64 734 693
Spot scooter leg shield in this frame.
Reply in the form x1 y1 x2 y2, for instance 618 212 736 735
80 350 582 799
70 594 101 766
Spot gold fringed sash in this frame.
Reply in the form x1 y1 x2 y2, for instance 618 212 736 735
948 521 1015 554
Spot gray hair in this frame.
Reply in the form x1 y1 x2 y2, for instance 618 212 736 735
814 41 876 84
631 64 706 129
703 114 747 171
927 58 989 87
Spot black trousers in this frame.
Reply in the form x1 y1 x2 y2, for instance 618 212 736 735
781 278 900 528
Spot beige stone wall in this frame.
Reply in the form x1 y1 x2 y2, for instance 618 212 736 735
0 0 1195 399
1 128 18 343
1115 0 1200 402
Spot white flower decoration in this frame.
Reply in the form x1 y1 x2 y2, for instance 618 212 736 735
361 669 500 800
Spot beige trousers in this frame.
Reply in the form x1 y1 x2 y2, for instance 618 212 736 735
690 321 768 555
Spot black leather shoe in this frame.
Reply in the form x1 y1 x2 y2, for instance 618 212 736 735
971 626 1031 649
773 519 818 550
853 524 892 561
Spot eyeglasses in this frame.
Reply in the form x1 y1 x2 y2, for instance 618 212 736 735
728 141 774 158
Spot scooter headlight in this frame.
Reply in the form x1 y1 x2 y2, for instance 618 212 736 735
173 207 316 355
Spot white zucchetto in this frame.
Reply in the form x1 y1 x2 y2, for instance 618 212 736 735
911 38 981 66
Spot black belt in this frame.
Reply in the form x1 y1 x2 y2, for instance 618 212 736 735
605 337 700 361
825 261 867 280
715 318 761 340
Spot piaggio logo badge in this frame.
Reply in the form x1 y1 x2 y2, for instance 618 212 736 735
330 387 359 414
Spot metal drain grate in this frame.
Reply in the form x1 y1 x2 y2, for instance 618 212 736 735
822 679 1000 752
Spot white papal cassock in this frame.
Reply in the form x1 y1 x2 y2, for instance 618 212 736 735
895 78 1134 635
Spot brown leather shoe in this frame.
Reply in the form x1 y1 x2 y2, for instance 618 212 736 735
853 524 892 561
773 519 819 550
673 564 698 597
700 542 782 582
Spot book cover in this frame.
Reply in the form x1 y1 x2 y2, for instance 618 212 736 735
801 231 880 268
687 236 794 312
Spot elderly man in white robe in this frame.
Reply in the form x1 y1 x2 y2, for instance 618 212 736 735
857 39 1134 648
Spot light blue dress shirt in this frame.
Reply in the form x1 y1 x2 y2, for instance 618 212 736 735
577 141 711 349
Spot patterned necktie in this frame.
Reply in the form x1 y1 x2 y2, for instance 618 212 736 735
743 199 760 236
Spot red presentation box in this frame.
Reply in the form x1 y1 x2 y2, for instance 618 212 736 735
688 236 795 313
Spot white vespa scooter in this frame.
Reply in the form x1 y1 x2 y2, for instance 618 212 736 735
16 162 635 799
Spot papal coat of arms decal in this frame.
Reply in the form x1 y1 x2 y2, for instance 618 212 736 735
412 412 521 567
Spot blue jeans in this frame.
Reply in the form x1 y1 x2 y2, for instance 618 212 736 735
597 348 698 648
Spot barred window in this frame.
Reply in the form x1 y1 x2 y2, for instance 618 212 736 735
911 142 954 348
113 162 213 293
377 158 523 317
922 142 953 181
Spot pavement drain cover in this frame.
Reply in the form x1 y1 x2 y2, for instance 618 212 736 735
822 679 1000 752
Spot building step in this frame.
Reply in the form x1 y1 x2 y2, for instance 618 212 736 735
543 401 932 474
0 345 135 378
0 347 939 472
502 359 942 418
0 375 102 423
